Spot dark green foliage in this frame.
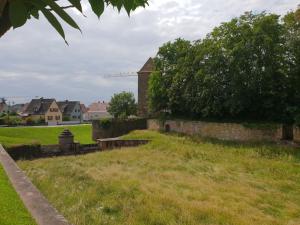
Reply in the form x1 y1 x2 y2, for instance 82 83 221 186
92 118 147 139
149 9 300 123
99 118 112 130
0 0 148 41
108 91 137 119
6 144 42 160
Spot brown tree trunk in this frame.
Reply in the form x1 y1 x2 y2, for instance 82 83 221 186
0 3 11 38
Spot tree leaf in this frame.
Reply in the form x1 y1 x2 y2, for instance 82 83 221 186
30 8 39 19
41 0 81 32
124 0 134 16
88 0 104 18
9 0 28 28
68 0 82 12
41 8 68 45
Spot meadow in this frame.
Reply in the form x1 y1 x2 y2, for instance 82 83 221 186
0 165 36 225
0 124 93 147
17 130 300 225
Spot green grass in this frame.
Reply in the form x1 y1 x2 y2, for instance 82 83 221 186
18 130 300 225
0 125 93 147
0 165 36 225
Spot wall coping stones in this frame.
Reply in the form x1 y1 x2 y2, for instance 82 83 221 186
0 144 71 225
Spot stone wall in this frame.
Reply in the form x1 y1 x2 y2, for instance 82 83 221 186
97 138 149 151
148 119 283 142
92 119 147 141
294 126 300 142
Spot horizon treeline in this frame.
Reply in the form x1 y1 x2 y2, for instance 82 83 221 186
149 8 300 124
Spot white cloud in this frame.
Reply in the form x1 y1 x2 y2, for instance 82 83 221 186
0 0 298 104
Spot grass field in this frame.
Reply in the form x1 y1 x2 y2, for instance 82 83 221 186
18 130 300 225
0 125 93 147
0 165 36 225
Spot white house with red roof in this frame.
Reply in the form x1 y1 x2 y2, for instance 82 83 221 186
83 101 111 121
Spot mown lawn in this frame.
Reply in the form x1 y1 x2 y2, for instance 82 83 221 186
0 125 93 147
0 165 36 225
18 130 300 225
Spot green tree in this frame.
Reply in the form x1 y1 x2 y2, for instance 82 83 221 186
0 0 148 42
149 8 300 123
108 92 137 119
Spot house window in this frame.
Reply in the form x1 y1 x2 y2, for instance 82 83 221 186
50 108 58 112
48 116 53 120
55 116 60 120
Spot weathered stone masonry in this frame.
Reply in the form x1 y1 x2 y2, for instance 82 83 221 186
148 119 289 142
138 58 155 117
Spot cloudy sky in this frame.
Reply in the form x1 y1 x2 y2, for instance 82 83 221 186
0 0 298 105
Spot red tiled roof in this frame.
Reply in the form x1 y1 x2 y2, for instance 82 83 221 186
88 102 108 112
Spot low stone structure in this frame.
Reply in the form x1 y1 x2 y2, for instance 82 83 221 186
58 129 79 152
97 138 149 151
148 119 285 142
92 119 147 141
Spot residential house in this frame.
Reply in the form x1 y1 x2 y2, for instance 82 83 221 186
10 104 26 114
80 104 88 114
57 101 82 122
23 98 62 125
83 101 111 121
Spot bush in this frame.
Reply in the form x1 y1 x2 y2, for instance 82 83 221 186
26 118 35 126
63 116 70 121
100 118 112 130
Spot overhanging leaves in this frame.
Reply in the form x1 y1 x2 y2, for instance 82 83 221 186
1 0 149 42
9 0 28 28
89 0 105 18
41 8 68 45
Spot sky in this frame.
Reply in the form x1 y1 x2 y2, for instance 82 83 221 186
0 0 298 105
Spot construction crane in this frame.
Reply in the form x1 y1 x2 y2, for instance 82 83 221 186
102 72 138 78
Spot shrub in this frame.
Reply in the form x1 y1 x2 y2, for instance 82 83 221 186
100 118 112 130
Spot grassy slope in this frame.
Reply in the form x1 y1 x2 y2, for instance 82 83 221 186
0 165 36 225
18 130 300 225
0 125 93 147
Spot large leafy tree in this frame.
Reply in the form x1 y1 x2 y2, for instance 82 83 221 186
108 91 137 119
149 8 300 123
0 0 148 42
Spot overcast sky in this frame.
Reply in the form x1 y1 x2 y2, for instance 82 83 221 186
0 0 298 105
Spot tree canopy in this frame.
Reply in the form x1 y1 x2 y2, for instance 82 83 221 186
0 0 148 42
149 8 300 124
108 91 137 119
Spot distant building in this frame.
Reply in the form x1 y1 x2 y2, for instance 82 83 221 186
138 57 155 117
80 104 88 114
23 98 62 125
57 101 82 122
9 104 25 114
83 101 111 121
20 103 29 114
